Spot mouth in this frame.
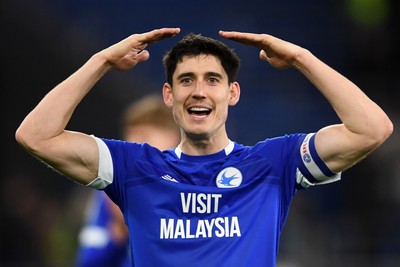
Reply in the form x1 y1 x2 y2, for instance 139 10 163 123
187 107 212 118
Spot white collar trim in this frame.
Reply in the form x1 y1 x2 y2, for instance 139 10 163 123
174 140 234 159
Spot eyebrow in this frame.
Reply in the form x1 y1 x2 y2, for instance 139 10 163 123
176 72 194 81
176 71 224 80
205 72 224 79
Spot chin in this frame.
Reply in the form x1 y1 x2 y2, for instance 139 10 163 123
185 130 209 140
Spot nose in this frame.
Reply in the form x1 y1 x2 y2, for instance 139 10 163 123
191 81 206 99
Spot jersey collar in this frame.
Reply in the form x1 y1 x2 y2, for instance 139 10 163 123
174 140 234 159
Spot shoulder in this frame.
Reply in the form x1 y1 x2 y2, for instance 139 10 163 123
235 133 307 154
99 137 166 157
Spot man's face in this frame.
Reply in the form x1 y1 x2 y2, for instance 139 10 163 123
163 54 240 140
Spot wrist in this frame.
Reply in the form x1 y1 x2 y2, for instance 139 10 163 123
292 48 315 73
90 52 113 73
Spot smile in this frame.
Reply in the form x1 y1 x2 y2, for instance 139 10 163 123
188 107 212 117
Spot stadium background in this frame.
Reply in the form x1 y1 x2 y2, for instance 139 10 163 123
2 0 399 266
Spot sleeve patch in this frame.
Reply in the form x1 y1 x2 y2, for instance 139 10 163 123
297 133 341 188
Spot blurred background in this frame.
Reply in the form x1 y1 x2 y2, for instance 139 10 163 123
1 0 399 266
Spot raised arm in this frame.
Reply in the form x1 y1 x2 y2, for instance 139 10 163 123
15 28 180 185
219 30 393 173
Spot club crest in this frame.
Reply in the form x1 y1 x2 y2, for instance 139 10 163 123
216 167 242 188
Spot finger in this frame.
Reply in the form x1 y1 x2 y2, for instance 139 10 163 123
219 31 260 44
135 50 150 62
137 28 181 45
259 50 270 61
219 31 271 52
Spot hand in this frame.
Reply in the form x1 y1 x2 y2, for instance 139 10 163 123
219 30 302 70
99 27 180 71
106 197 129 244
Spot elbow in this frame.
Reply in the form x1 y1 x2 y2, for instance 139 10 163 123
15 125 31 151
15 124 41 154
378 117 394 144
385 118 394 138
368 117 394 150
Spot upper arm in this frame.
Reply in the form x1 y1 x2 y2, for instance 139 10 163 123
314 124 377 173
32 130 100 185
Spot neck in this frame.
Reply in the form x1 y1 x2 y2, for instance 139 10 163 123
179 133 230 156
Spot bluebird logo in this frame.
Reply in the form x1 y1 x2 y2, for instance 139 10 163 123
216 167 242 188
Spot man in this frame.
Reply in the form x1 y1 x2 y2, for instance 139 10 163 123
16 28 393 266
75 94 179 267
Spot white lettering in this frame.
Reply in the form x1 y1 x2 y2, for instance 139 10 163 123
212 194 221 213
180 192 222 214
174 219 185 239
160 218 174 239
186 219 194 238
197 193 207 213
230 216 241 237
195 220 206 238
214 217 225 237
204 218 215 236
161 192 241 240
180 192 191 213
160 216 241 239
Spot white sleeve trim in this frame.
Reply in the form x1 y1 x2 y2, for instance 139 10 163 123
296 168 341 188
86 136 114 189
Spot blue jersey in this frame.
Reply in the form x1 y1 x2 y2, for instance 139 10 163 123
90 133 340 267
75 191 131 267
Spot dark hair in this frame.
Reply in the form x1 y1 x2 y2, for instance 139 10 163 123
163 33 240 85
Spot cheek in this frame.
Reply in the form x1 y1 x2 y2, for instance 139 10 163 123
215 100 230 120
172 107 184 125
218 94 231 108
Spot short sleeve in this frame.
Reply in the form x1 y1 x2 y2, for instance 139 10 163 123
86 136 114 189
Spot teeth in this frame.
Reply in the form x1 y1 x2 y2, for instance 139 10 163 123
189 107 210 112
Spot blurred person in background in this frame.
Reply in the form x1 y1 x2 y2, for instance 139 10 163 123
15 28 393 266
75 94 179 267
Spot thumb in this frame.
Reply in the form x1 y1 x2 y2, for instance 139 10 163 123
259 50 270 62
135 50 150 63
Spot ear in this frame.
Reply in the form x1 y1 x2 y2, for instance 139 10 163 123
163 83 173 108
228 82 240 106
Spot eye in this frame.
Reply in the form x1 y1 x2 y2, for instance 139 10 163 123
180 77 193 85
208 77 219 84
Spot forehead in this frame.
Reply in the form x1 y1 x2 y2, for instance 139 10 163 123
174 54 226 77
